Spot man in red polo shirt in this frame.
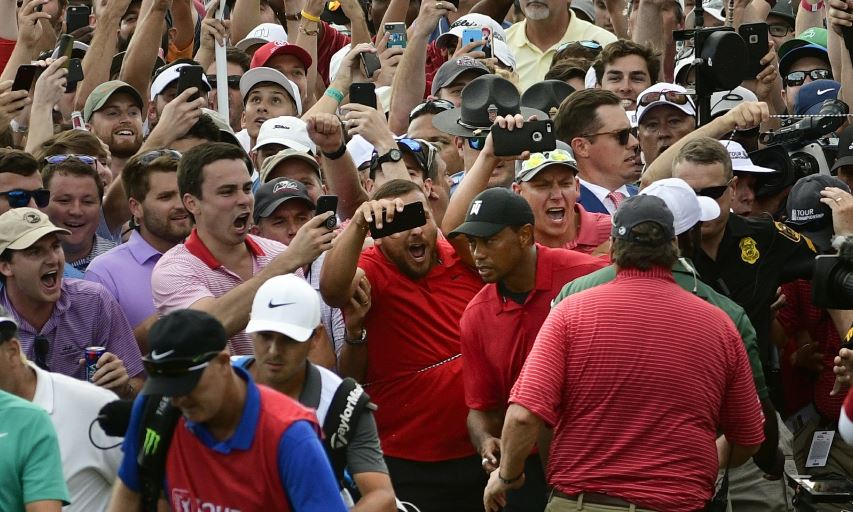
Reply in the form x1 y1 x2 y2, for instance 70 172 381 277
320 179 485 512
442 140 611 256
484 195 765 512
449 187 606 512
151 143 336 356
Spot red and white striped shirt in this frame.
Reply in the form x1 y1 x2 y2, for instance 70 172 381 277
841 388 853 444
511 267 765 511
151 229 299 355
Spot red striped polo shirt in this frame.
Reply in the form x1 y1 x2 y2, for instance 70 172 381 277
841 388 853 443
510 267 765 511
777 279 846 421
151 229 300 355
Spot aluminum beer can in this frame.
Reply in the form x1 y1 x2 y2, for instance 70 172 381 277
85 346 106 382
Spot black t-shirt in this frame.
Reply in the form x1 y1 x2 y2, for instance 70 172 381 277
693 213 816 368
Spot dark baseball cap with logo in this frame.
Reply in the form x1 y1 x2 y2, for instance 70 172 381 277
794 79 840 116
611 195 676 245
832 124 853 173
253 178 316 224
141 310 228 396
447 188 534 239
785 174 850 252
430 56 490 96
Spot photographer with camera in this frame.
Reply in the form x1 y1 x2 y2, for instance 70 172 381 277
777 175 853 504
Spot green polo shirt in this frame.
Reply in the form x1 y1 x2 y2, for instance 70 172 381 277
0 390 69 510
552 258 770 400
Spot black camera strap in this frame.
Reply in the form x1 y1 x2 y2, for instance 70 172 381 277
137 395 182 512
322 378 374 487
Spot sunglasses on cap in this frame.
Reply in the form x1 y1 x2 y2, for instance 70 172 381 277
45 154 97 167
142 350 221 376
138 149 182 165
206 74 241 90
556 40 602 54
695 178 734 199
783 69 832 87
0 188 51 208
397 137 437 168
581 127 632 146
409 98 455 121
638 90 693 108
518 149 574 173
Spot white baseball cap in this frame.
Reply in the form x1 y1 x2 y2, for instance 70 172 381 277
640 178 721 234
347 135 374 169
246 274 321 342
236 23 288 52
636 83 695 125
710 86 758 118
253 116 316 154
493 39 516 70
719 140 778 174
435 14 507 48
150 63 212 99
240 67 303 115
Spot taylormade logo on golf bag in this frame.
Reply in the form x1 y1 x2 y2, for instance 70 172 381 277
330 385 364 449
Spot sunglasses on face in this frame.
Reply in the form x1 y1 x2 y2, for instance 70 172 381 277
0 188 50 208
142 350 220 376
582 127 632 146
784 69 832 87
45 154 97 167
206 74 241 90
695 179 734 199
409 98 455 121
638 90 693 108
34 335 50 371
768 24 792 37
467 136 486 150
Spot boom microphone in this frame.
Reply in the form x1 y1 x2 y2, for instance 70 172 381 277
97 399 134 437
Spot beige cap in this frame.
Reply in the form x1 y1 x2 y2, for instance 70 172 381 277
0 208 70 255
259 149 320 183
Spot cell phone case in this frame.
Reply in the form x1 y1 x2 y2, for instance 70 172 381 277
368 202 427 239
492 120 556 157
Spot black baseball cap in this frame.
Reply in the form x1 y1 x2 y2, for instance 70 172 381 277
611 195 676 244
448 188 534 239
141 310 228 396
430 56 490 96
832 124 853 173
253 178 315 225
785 174 850 252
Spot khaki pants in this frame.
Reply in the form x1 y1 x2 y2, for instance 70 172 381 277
545 494 656 512
792 417 853 512
726 412 796 512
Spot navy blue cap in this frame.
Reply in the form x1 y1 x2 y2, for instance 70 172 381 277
795 79 840 116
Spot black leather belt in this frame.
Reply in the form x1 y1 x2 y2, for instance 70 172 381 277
552 490 634 508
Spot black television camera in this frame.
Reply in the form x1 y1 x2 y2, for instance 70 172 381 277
813 234 853 309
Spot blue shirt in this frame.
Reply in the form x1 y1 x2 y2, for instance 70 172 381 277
118 367 346 511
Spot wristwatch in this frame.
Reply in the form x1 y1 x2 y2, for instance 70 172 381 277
375 148 402 166
345 329 368 346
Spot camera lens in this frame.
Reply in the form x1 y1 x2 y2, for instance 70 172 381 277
532 132 543 142
325 216 338 230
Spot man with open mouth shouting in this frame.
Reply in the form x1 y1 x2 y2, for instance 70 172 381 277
151 142 336 359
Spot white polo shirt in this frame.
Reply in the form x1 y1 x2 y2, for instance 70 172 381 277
30 363 123 512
